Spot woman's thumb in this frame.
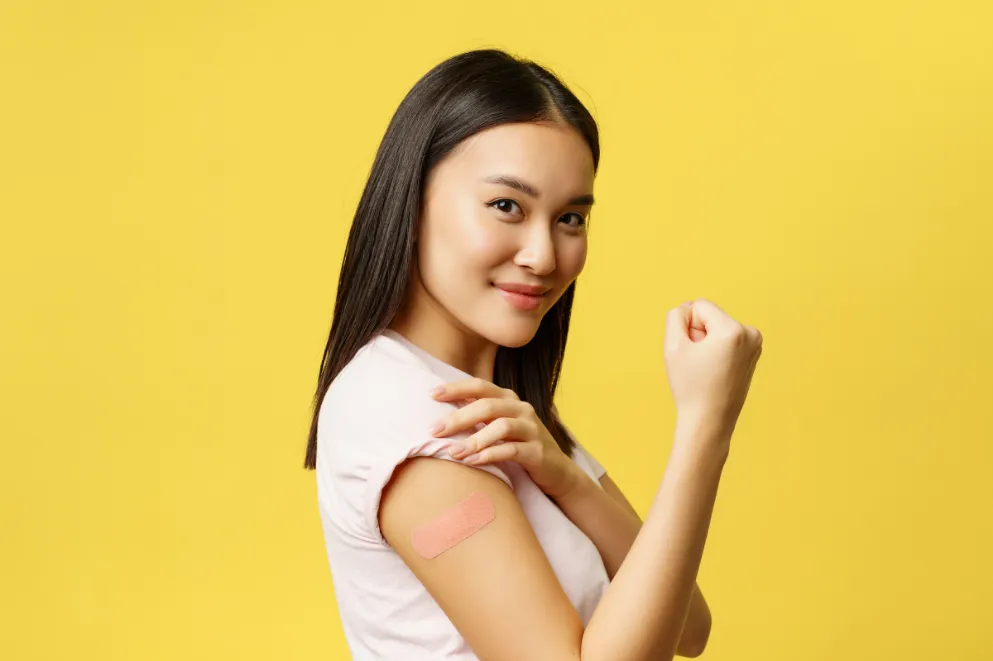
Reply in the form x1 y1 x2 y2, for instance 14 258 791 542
685 298 729 334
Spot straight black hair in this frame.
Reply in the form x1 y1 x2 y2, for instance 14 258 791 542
303 48 600 470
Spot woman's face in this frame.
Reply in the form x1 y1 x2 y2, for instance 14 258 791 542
415 121 595 348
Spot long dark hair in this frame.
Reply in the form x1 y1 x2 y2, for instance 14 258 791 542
303 48 600 470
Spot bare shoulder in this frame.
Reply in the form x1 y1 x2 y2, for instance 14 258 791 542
380 457 584 661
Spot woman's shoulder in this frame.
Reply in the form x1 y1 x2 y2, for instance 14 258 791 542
328 332 439 395
319 332 450 439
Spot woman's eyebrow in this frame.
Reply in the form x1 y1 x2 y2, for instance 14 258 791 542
481 175 595 206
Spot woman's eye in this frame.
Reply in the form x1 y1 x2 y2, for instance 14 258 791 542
488 199 523 216
559 213 587 229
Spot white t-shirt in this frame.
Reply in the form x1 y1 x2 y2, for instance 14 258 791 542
315 329 610 660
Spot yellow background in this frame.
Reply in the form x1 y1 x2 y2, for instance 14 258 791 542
2 1 991 659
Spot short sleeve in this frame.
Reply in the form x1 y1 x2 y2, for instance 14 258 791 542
571 441 607 480
354 365 515 546
363 429 514 546
319 338 517 549
552 406 607 481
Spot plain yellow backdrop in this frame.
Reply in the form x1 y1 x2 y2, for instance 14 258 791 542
2 1 991 659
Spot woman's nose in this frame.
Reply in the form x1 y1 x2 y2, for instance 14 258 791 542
513 223 556 275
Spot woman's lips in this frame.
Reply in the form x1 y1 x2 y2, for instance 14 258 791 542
493 285 544 311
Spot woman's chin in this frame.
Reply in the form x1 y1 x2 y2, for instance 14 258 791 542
480 320 542 349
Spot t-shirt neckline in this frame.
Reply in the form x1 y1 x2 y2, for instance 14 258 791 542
379 328 474 381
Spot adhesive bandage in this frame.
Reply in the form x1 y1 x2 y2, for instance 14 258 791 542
411 491 495 559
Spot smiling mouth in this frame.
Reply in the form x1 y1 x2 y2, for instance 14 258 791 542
492 284 545 312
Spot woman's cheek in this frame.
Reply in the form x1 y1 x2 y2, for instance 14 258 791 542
558 239 588 279
459 219 517 267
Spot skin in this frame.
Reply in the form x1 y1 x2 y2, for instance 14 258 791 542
389 119 591 379
382 119 713 659
428 380 712 657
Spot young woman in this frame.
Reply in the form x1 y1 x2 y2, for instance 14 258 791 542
304 48 763 661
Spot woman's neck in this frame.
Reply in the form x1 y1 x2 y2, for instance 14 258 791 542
389 284 498 382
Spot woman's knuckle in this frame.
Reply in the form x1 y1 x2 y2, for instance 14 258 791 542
726 323 745 345
480 399 496 416
528 442 544 465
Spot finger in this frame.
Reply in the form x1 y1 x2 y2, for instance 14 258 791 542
464 438 539 467
733 345 763 414
665 303 692 353
733 337 764 411
687 298 735 336
449 417 533 459
431 377 511 402
748 334 763 373
745 325 763 351
432 398 525 438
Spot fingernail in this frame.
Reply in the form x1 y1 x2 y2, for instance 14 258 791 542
429 420 445 435
430 386 444 397
447 442 467 455
462 452 480 463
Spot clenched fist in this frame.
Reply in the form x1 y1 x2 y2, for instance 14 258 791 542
664 299 763 446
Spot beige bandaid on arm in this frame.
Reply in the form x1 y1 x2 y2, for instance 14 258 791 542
411 491 496 559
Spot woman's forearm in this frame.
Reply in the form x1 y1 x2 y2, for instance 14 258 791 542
553 468 712 656
577 420 729 661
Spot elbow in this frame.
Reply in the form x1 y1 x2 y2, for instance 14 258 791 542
678 637 707 658
678 615 712 658
678 633 709 658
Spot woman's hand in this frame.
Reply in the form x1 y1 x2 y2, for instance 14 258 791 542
664 298 763 448
428 378 583 500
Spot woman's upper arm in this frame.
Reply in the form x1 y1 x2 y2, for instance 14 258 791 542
379 457 584 661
